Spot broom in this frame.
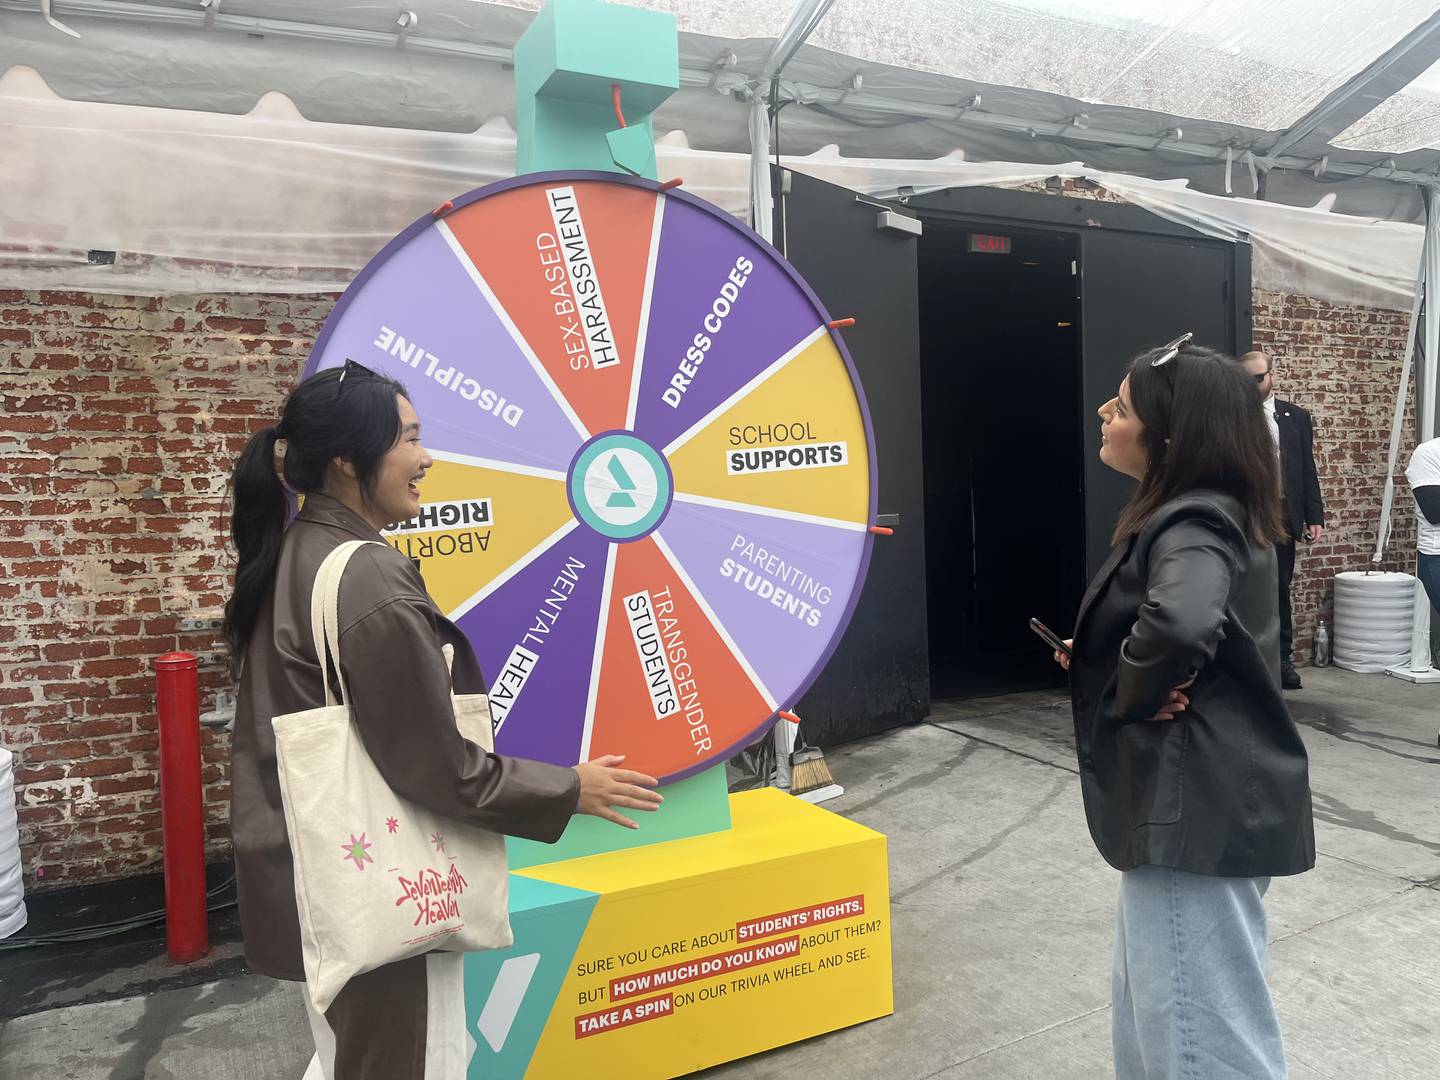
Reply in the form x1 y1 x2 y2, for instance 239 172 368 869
776 711 843 804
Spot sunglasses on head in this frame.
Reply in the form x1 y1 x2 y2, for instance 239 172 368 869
1149 332 1194 368
337 358 375 386
333 358 379 402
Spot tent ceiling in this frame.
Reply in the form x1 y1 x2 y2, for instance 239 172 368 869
803 0 1440 139
1338 47 1440 154
4 0 1440 221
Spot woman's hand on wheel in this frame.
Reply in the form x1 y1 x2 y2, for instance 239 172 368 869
1054 639 1073 670
573 755 663 829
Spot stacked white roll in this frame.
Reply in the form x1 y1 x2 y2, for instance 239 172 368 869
1332 571 1416 673
0 747 26 937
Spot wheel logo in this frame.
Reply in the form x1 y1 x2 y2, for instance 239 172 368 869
569 433 672 541
604 455 638 508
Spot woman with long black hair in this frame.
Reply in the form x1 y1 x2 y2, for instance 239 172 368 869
1056 337 1315 1079
225 362 661 1078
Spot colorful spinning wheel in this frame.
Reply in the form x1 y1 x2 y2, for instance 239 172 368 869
303 172 876 784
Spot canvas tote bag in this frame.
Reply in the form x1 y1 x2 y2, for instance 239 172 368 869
272 540 512 1012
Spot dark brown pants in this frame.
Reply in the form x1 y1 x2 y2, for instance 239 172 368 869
303 953 466 1079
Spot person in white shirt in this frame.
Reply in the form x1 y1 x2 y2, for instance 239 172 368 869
1241 352 1325 689
1405 437 1440 621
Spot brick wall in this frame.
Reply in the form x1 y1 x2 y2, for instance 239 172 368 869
1 290 328 887
1252 289 1420 664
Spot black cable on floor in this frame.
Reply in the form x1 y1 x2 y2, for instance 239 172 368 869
0 876 237 950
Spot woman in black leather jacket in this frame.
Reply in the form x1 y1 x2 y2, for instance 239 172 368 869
1057 338 1315 1080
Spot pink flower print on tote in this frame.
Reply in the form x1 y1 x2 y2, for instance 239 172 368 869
386 817 399 834
342 832 374 871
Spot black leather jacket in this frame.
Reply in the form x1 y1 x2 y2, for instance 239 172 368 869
1069 490 1315 878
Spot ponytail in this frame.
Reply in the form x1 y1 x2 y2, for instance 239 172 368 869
223 425 288 672
223 362 409 672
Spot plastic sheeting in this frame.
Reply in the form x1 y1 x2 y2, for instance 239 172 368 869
1332 571 1418 673
0 748 26 939
8 0 1440 159
0 64 1424 306
6 0 1440 214
1335 50 1440 155
803 0 1440 140
1091 173 1423 310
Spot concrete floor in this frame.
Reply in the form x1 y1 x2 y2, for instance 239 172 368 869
2 667 1437 1079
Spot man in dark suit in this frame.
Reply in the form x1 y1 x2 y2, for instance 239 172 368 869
1241 351 1325 688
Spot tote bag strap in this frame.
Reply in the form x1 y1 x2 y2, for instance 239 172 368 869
308 540 383 708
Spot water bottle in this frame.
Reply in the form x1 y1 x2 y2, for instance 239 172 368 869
1313 621 1331 668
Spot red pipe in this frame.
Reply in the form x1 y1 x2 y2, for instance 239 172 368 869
154 652 209 964
611 83 626 128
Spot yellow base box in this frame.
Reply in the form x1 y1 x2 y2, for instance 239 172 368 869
464 788 893 1078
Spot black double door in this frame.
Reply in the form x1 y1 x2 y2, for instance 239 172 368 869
775 170 1249 741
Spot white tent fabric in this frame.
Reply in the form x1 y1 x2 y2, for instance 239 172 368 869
11 0 1427 137
0 65 1422 307
4 0 1440 221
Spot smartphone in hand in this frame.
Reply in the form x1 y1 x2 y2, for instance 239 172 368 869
1029 617 1071 657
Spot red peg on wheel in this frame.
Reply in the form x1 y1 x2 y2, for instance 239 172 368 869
828 318 856 330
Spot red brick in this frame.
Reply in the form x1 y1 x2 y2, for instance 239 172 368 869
97 812 162 835
0 416 58 433
41 681 111 702
62 414 127 432
70 717 136 737
14 764 65 784
67 757 139 778
92 774 158 796
19 740 92 763
7 394 75 412
43 642 109 661
78 657 145 679
9 665 73 682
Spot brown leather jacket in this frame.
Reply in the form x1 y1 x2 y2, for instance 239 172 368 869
229 495 580 980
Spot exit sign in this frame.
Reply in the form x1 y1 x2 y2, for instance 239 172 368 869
968 233 1012 254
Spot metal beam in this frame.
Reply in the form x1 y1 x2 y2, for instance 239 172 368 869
1264 10 1440 159
759 76 1440 188
760 0 837 82
748 1 836 245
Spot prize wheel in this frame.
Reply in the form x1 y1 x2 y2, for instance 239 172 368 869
303 171 877 784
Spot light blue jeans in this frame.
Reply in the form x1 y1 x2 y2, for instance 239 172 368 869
1112 865 1287 1080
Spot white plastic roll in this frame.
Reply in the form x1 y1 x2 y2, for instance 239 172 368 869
1332 571 1416 673
0 747 26 938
